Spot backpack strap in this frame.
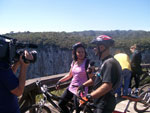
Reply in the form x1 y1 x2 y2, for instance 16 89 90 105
85 59 94 93
85 59 90 80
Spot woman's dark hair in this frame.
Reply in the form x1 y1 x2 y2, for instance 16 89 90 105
72 42 87 61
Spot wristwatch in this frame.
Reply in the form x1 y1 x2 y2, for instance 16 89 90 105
86 94 92 100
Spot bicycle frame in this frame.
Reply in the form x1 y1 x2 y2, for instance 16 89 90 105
25 80 74 113
36 81 68 113
134 90 150 112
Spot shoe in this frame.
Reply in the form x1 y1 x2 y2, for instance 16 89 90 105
133 88 139 96
135 88 139 93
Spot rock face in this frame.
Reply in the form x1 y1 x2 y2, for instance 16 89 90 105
27 46 72 79
26 46 150 79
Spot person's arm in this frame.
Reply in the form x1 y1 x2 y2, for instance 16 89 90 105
11 61 20 74
11 50 33 96
90 82 112 98
83 77 94 87
11 64 28 96
58 68 73 83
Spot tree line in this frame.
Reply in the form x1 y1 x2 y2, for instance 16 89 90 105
5 30 150 50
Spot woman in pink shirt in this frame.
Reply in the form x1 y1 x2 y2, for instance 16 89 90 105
56 42 89 113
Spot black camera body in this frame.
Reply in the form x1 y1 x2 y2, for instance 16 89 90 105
0 35 38 65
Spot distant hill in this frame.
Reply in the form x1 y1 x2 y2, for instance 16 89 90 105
4 30 150 50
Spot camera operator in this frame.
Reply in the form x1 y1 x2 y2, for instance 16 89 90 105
0 50 33 113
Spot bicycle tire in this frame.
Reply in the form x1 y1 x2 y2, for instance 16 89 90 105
138 84 150 95
21 105 51 113
134 90 150 112
83 107 93 113
80 103 94 113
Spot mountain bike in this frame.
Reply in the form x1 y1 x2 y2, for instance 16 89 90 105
20 80 74 113
133 68 150 112
134 89 150 112
138 68 150 95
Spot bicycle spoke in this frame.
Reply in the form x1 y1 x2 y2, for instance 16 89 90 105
134 90 150 112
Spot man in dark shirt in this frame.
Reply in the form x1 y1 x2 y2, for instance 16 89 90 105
129 44 142 94
78 35 122 113
0 50 33 113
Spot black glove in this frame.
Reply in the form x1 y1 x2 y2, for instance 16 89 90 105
78 85 85 95
56 81 61 89
78 85 85 91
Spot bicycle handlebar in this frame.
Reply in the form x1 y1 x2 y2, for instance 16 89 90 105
77 90 96 109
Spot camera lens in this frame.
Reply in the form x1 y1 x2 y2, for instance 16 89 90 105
22 50 37 64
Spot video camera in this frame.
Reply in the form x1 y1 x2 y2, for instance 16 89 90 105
0 35 38 65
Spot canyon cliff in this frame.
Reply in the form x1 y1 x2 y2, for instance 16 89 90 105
26 46 150 79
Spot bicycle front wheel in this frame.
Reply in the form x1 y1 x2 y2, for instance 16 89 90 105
134 90 150 112
21 105 51 113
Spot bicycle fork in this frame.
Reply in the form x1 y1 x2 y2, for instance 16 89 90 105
46 93 64 113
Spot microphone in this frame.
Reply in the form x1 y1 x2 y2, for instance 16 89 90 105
16 43 38 48
28 44 38 48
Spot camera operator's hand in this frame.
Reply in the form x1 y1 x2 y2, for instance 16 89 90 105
11 50 32 73
21 50 33 65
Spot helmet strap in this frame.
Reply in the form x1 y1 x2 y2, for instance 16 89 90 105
98 46 107 60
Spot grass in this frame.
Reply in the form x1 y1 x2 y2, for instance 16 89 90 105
36 88 66 103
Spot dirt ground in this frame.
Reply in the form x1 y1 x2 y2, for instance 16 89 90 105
115 98 150 113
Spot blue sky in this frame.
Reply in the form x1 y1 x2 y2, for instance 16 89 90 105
0 0 150 34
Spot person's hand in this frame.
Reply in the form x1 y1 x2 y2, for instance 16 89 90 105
55 81 61 90
78 85 85 96
78 85 85 91
20 50 33 66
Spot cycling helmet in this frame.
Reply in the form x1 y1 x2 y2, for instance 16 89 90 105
91 35 114 47
72 42 84 50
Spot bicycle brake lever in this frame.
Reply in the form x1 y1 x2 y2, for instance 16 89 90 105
35 80 41 86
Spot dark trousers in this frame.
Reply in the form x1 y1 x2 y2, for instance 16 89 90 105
58 88 80 113
129 71 140 88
